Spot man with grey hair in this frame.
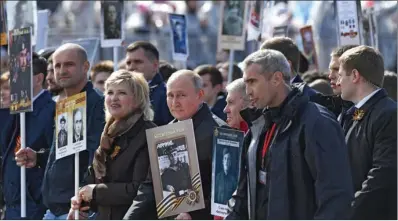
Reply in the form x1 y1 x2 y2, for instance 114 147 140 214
15 43 105 219
124 70 227 220
226 49 354 219
223 78 250 130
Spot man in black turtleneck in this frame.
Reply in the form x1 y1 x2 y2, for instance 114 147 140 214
226 49 353 220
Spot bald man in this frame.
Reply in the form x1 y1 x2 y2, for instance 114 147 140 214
15 43 105 219
124 70 227 220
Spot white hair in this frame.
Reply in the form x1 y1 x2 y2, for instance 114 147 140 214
225 78 250 105
243 49 291 83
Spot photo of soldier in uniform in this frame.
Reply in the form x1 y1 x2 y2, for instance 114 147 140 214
214 147 237 204
102 1 122 40
170 15 187 55
157 137 192 198
72 107 84 143
8 27 32 113
58 114 68 148
221 0 245 36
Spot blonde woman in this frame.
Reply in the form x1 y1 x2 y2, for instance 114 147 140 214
67 70 156 220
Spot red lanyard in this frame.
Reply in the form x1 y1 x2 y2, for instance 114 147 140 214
261 123 277 169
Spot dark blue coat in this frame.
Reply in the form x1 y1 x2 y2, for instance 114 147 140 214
228 88 354 219
149 73 173 126
41 82 105 216
291 74 318 98
211 92 227 121
0 90 55 219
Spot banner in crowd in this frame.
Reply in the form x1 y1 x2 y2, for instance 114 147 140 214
35 9 49 52
169 13 189 62
0 1 7 46
218 1 249 51
62 37 100 77
335 1 362 46
8 27 32 114
6 0 37 46
300 25 319 71
100 0 124 48
55 92 87 160
146 119 204 219
247 0 263 42
211 127 244 218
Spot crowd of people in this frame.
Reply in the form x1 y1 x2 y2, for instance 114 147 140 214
0 35 397 220
0 0 397 220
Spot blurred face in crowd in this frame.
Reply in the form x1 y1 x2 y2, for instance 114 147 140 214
201 73 221 106
125 48 158 81
74 110 83 136
219 66 228 90
223 152 232 175
0 80 10 107
328 56 342 95
46 62 62 93
105 83 136 120
167 74 204 121
107 5 117 23
337 64 357 102
224 90 246 129
53 48 89 89
244 63 277 109
93 72 111 93
19 48 28 72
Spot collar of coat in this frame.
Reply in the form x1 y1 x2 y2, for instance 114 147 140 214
355 88 388 115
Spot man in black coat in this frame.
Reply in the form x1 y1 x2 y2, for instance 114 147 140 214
124 70 227 220
338 45 397 219
226 49 353 219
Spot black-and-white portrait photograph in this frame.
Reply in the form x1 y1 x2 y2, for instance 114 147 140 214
100 0 124 47
221 0 245 36
6 0 37 45
169 13 188 60
72 107 84 143
57 114 68 148
214 146 238 204
157 137 192 199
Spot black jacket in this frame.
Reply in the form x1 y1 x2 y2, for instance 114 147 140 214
226 88 354 219
41 82 105 216
343 89 397 219
123 103 227 220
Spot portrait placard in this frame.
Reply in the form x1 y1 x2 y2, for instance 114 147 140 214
100 0 124 48
335 1 362 46
62 38 100 77
273 25 288 37
35 9 49 52
56 92 87 160
169 13 188 61
0 1 7 46
218 1 249 51
300 25 319 71
6 1 37 46
247 0 264 41
146 119 204 219
211 127 244 218
8 27 33 114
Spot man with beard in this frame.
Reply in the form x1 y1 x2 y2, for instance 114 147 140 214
46 56 64 101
